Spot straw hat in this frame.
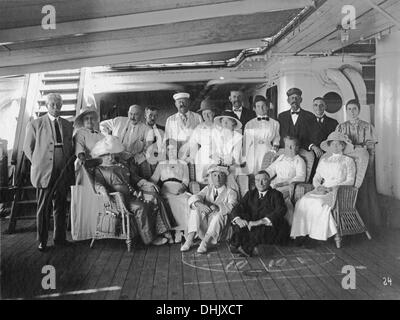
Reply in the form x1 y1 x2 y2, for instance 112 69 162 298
91 135 125 158
207 164 229 176
74 106 98 128
214 110 242 130
320 132 354 153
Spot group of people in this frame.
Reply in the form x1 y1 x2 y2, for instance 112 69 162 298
23 86 379 255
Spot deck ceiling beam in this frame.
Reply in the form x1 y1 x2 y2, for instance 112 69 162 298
0 39 264 77
0 0 313 44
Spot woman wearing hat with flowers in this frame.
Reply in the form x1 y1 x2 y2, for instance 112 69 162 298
73 106 104 164
186 98 219 183
91 136 175 246
290 132 356 242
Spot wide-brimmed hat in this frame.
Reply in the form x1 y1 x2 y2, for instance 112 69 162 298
91 135 125 158
214 110 242 130
321 132 354 153
198 99 217 113
173 92 190 100
207 164 229 176
74 106 99 128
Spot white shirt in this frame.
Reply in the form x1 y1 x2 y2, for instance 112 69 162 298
291 109 300 126
47 113 63 144
233 107 242 120
164 111 202 143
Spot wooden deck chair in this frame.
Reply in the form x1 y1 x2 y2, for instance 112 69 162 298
70 160 133 251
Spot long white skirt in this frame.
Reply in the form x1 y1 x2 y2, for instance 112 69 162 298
161 182 190 232
275 186 294 226
290 190 337 241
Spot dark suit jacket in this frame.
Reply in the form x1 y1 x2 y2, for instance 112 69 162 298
226 107 255 128
311 115 339 147
231 187 287 228
278 108 315 150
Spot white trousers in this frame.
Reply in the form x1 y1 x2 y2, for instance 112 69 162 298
187 209 227 244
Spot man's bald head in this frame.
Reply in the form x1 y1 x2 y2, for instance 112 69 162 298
46 93 63 117
128 104 143 124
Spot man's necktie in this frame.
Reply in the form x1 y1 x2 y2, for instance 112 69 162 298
257 116 269 121
291 111 300 115
54 119 62 143
213 190 218 201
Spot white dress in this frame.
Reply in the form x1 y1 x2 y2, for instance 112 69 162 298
244 117 280 174
290 153 356 240
150 159 191 232
266 154 306 225
210 127 243 194
188 122 216 183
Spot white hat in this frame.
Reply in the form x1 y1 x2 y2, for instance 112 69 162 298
91 135 125 158
173 92 190 100
320 132 354 153
74 106 98 128
207 164 229 176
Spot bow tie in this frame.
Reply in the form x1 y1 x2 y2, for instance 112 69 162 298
291 111 300 115
257 116 269 121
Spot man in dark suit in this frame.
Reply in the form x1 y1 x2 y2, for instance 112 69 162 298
278 88 315 151
230 171 289 256
227 89 256 128
144 106 165 173
309 97 339 158
23 93 75 252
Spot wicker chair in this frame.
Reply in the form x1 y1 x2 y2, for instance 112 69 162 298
293 148 371 248
77 161 133 252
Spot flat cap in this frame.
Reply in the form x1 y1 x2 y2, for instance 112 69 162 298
286 88 302 97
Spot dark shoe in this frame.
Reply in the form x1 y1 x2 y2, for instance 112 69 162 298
229 244 240 254
294 236 307 247
38 242 47 252
305 238 319 249
54 240 74 247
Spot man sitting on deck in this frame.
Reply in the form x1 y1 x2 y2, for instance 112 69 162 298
230 171 289 257
181 165 238 254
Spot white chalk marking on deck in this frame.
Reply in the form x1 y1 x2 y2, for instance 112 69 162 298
184 273 344 286
12 286 122 299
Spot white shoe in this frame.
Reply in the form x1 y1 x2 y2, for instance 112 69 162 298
180 239 193 252
152 237 168 246
197 241 208 254
174 231 183 243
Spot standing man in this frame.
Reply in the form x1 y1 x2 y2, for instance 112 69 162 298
164 92 202 157
144 106 165 170
230 171 289 257
100 104 153 173
23 93 74 251
244 95 280 175
309 97 339 158
227 89 256 128
278 88 315 151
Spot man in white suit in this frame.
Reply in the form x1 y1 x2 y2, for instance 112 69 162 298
181 165 238 254
23 93 74 251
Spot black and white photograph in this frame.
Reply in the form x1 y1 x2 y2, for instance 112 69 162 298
0 0 400 305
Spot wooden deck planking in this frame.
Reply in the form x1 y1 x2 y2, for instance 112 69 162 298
2 220 400 300
167 244 184 300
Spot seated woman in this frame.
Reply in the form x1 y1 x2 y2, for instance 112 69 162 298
91 136 175 246
336 99 380 231
73 106 104 164
290 132 356 242
150 141 191 243
266 136 306 225
212 110 243 194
